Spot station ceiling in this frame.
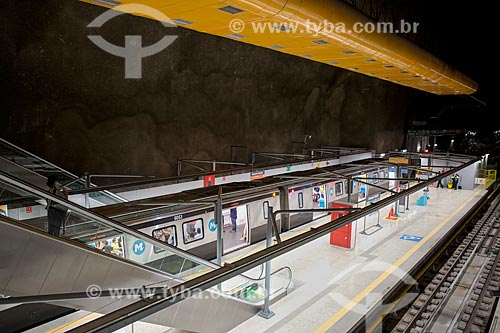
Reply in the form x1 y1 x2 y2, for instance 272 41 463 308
83 0 478 95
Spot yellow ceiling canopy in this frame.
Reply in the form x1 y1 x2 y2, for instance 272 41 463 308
84 0 477 95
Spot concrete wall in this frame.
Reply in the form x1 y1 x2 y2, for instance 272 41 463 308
1 0 414 178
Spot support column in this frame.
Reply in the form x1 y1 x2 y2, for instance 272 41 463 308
394 165 401 217
347 177 353 203
215 192 223 266
84 172 90 209
259 206 275 319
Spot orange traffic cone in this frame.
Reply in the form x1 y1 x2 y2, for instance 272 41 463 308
385 207 399 221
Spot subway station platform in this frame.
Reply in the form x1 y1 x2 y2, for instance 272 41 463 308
226 186 487 333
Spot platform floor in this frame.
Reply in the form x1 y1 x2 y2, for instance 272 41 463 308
227 186 486 333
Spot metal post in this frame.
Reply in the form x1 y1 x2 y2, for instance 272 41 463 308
347 177 353 203
258 206 275 319
84 172 90 209
215 190 223 266
394 165 400 217
212 160 216 172
177 159 181 177
426 154 431 199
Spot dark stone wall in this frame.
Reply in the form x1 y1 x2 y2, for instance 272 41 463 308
0 0 413 178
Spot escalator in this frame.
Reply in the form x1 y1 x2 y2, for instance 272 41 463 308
0 138 126 207
0 170 292 332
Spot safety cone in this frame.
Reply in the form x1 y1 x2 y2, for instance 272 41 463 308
385 207 399 221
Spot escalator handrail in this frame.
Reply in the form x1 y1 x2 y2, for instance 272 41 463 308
0 215 184 283
0 169 290 285
0 138 127 204
0 170 218 271
0 138 79 179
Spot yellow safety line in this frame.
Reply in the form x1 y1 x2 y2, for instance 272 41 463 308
365 186 498 333
315 189 482 333
44 313 101 333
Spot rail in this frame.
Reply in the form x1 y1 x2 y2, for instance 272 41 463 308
0 138 126 205
66 148 372 196
0 170 215 276
64 152 485 333
0 170 291 303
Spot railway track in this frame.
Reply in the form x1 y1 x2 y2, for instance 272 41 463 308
394 192 500 333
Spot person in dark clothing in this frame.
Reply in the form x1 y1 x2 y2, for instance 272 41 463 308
46 175 68 236
437 170 445 188
230 207 238 232
101 241 114 253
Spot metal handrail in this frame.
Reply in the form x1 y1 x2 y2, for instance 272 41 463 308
0 138 126 204
65 153 486 333
0 138 79 179
0 215 183 286
66 149 372 196
0 170 217 270
0 171 279 284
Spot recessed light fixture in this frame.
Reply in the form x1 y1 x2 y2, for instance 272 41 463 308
342 50 356 54
172 18 194 25
384 65 394 69
313 39 329 45
269 45 284 49
274 25 292 32
227 33 245 39
328 61 339 65
218 5 244 14
91 0 121 6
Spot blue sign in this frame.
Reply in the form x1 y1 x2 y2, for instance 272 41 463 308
208 218 217 232
400 234 423 242
132 240 146 255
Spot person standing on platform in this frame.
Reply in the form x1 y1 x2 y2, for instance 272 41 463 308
451 174 458 190
437 170 445 188
454 174 461 190
230 207 238 232
45 175 68 236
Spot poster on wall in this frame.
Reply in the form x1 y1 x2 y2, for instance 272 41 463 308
0 205 7 216
152 225 177 253
355 174 368 206
388 167 397 189
183 219 204 244
312 185 326 208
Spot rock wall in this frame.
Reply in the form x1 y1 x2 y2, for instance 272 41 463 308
0 0 413 178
